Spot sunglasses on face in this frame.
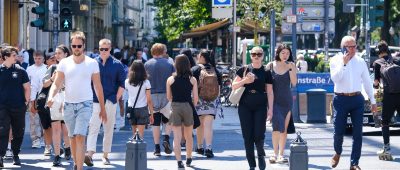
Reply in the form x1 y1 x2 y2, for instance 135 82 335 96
345 45 357 49
99 48 109 51
71 45 83 49
251 53 263 57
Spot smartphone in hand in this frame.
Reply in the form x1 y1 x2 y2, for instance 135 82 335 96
341 47 348 55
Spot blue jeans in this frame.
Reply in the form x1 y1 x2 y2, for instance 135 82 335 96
63 101 93 137
332 94 364 166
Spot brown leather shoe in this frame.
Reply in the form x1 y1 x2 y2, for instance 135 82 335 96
331 154 340 168
350 165 361 170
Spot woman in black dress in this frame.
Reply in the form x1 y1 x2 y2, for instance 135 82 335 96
232 46 273 170
266 44 297 163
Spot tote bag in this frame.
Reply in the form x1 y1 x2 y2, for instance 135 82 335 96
228 66 247 105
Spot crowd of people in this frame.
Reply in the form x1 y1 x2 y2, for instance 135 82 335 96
0 31 223 169
0 32 398 170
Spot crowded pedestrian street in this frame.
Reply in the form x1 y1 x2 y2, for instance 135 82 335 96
0 107 398 170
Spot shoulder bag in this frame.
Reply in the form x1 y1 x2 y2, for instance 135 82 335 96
229 66 248 105
126 82 144 119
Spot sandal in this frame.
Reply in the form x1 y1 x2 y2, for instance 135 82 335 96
277 155 288 163
269 155 277 164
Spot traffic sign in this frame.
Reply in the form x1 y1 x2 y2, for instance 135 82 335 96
212 7 232 18
234 26 241 32
286 15 297 23
313 24 321 31
212 0 232 7
284 0 334 4
281 20 335 34
283 5 335 19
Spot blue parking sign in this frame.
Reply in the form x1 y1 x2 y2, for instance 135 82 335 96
212 0 232 7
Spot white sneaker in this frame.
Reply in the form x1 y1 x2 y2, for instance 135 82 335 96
40 139 45 147
5 149 13 158
32 139 41 149
44 145 52 156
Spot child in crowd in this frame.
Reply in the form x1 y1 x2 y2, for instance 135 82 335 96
125 60 154 138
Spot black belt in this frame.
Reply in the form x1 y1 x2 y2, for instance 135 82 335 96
247 89 265 94
334 92 361 96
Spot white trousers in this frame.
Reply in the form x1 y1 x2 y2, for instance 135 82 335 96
87 100 117 153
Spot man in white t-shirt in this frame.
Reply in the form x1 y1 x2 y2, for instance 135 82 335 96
47 31 107 170
26 51 48 151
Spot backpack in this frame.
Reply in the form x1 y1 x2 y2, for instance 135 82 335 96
380 59 400 93
198 64 219 101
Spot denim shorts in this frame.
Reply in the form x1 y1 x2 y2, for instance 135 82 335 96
63 100 93 137
127 106 149 125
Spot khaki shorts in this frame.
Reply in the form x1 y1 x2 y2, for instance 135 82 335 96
169 102 193 126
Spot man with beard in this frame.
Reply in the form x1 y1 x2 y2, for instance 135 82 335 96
47 31 107 170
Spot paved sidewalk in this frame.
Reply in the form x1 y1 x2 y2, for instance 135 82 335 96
2 107 399 169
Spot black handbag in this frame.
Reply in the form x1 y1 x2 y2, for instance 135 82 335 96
189 101 201 129
126 82 143 119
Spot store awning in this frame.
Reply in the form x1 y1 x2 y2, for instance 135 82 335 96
240 21 270 33
181 18 230 39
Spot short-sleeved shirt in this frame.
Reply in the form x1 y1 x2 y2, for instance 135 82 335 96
0 64 30 107
191 63 222 85
93 56 126 104
57 56 100 103
373 55 400 90
125 79 151 108
236 64 273 93
144 57 175 94
26 64 47 101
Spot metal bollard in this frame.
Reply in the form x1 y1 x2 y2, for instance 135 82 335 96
289 132 308 170
125 130 147 170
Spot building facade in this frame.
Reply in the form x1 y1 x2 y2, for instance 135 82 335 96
0 0 155 53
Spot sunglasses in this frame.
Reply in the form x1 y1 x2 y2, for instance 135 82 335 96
71 45 83 49
99 48 109 51
251 53 263 57
345 45 357 49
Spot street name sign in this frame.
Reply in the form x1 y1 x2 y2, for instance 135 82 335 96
212 0 232 7
281 20 335 34
283 5 335 19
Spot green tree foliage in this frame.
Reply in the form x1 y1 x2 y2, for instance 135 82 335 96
236 0 283 45
153 0 214 43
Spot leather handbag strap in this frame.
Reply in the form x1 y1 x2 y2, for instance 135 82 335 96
243 66 248 77
132 82 144 108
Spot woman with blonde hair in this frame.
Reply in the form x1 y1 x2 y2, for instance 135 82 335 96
232 46 273 170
